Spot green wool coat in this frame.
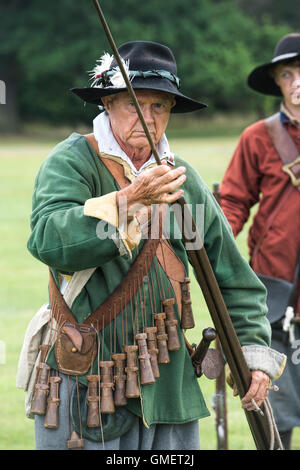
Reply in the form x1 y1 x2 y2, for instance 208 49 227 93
27 132 271 429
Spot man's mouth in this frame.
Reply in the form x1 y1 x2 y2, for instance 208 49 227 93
291 80 300 104
291 88 300 104
134 130 155 135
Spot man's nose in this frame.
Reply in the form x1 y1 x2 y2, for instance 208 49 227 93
141 104 155 121
291 79 300 92
292 70 300 84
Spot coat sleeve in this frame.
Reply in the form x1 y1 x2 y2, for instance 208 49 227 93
203 187 271 348
181 159 286 379
179 157 271 348
27 137 133 272
220 128 262 237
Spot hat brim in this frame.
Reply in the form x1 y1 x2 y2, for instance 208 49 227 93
71 76 207 113
247 53 300 96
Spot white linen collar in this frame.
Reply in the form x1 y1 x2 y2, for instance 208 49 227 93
93 112 175 176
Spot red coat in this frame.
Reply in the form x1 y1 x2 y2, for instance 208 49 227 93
220 116 300 314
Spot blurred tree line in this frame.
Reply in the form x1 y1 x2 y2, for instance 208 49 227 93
0 0 297 131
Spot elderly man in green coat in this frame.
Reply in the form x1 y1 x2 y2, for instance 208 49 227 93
25 41 285 450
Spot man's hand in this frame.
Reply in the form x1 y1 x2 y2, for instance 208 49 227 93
118 161 186 210
233 370 270 411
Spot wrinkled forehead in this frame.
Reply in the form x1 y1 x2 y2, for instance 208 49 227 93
108 89 175 103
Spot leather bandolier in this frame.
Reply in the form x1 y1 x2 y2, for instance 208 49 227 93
265 113 300 194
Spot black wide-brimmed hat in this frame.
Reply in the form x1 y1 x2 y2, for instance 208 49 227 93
248 33 300 96
71 41 207 113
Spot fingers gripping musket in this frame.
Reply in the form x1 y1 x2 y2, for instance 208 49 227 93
92 0 282 450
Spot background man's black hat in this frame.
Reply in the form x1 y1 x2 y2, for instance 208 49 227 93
71 40 207 113
248 33 300 96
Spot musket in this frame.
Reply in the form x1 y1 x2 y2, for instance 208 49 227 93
91 0 282 450
212 182 228 450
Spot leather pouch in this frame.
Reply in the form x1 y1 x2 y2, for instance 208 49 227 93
54 323 97 376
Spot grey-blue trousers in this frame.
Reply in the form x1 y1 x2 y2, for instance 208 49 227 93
35 374 200 450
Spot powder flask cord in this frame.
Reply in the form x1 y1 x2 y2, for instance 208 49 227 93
145 326 160 378
112 353 127 406
124 344 140 398
44 375 62 429
162 298 181 350
31 345 51 416
86 375 101 427
153 313 170 364
135 333 155 385
180 277 195 329
99 361 115 414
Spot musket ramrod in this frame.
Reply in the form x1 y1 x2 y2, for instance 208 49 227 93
92 0 282 450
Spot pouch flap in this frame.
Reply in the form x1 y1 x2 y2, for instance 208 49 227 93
61 324 83 352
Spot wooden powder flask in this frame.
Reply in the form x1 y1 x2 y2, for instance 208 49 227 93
67 430 85 450
99 361 115 414
153 313 170 364
180 277 195 329
124 345 140 398
112 353 127 406
86 375 100 428
31 345 51 416
162 298 181 351
135 333 155 385
44 375 62 429
145 326 160 378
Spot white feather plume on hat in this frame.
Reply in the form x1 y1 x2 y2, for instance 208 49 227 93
89 52 130 89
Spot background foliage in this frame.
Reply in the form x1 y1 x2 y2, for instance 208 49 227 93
0 0 297 131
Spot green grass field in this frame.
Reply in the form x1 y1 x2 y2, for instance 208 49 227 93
0 132 299 450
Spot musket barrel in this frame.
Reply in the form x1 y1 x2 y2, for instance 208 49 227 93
92 0 160 165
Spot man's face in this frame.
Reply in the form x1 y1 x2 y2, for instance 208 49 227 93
273 60 300 106
102 90 176 151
